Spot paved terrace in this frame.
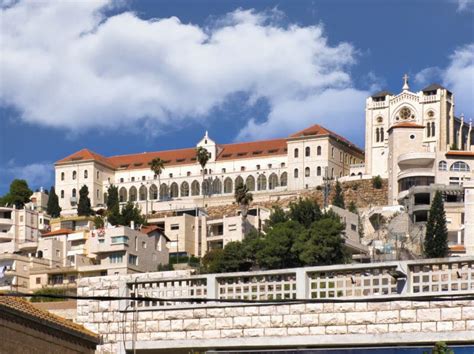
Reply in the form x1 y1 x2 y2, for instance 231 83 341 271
76 257 474 353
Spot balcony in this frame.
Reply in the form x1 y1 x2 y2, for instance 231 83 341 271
397 168 435 180
397 151 435 166
0 218 13 226
0 233 14 242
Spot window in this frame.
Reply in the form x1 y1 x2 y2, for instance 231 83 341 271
142 241 147 249
450 161 470 172
281 163 285 168
241 166 245 171
438 161 447 171
142 176 146 181
171 224 179 230
55 249 60 257
97 189 99 198
72 171 77 180
111 236 129 244
376 116 383 123
61 172 65 181
268 164 272 169
61 190 64 198
110 253 123 264
187 171 191 176
120 178 124 183
340 152 343 162
305 146 310 157
129 255 138 265
294 148 299 158
169 173 173 178
331 147 335 158
72 188 76 198
97 171 100 179
317 166 321 176
317 146 322 156
84 170 88 179
305 167 310 177
409 134 415 140
36 277 41 285
431 122 435 137
222 168 226 173
294 168 299 178
131 177 135 182
351 224 357 231
427 122 431 137
256 165 261 170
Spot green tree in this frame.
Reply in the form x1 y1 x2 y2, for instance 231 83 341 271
196 146 211 205
0 179 33 209
234 182 253 235
332 180 345 209
372 175 383 189
348 200 357 213
77 185 93 216
46 186 61 218
424 191 449 258
106 185 121 226
257 220 304 269
150 157 165 199
201 249 225 273
288 198 321 228
265 205 288 230
120 201 145 227
294 213 348 266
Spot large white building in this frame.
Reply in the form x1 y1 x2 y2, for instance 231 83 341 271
54 124 364 214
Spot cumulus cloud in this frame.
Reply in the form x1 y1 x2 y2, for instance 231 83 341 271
456 0 474 11
0 0 367 142
0 161 54 191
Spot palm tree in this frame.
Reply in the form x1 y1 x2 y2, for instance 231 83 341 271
234 182 253 236
150 157 165 200
196 146 211 207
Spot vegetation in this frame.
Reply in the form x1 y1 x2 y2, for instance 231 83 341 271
119 201 145 228
150 157 165 199
0 179 33 209
30 287 69 302
332 180 345 209
372 175 383 189
46 186 61 218
106 185 121 226
202 198 348 273
424 191 449 258
423 342 454 354
77 185 93 216
196 146 211 203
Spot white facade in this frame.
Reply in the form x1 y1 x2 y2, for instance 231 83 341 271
55 125 364 216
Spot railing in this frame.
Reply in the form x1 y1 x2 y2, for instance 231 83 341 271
422 94 439 103
123 257 474 310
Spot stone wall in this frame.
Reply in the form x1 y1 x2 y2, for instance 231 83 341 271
77 270 474 353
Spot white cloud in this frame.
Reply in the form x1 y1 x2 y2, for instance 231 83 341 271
0 161 53 191
456 0 474 11
0 1 367 142
414 44 474 118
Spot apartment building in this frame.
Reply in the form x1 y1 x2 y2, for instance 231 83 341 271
54 124 364 215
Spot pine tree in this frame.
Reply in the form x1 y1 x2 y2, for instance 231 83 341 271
424 191 449 258
77 185 93 216
332 180 345 209
106 185 121 226
46 186 61 218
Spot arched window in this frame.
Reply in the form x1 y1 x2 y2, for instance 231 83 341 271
427 123 431 137
170 182 179 198
149 184 158 199
180 182 189 197
380 128 384 141
317 166 321 176
60 190 64 199
317 146 322 156
72 171 77 180
257 174 267 191
84 170 88 179
191 180 200 196
37 250 43 259
375 128 380 142
294 168 299 178
331 147 335 158
235 176 244 189
431 122 435 137
139 185 147 201
450 161 470 172
119 187 127 202
61 172 65 181
246 175 255 191
294 148 299 158
268 173 278 190
129 186 137 202
280 172 287 187
224 177 233 194
72 188 77 198
438 161 447 171
305 146 310 157
202 180 210 196
305 167 310 177
212 178 222 194
160 184 169 199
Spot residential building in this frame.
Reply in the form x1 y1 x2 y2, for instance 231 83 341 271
54 124 364 215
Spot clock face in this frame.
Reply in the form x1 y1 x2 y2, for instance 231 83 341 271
399 107 411 120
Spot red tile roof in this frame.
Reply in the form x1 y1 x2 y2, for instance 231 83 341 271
41 228 73 237
289 124 364 155
0 295 98 343
55 124 362 170
446 151 474 157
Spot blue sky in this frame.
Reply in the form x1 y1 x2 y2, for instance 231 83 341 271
1 0 473 195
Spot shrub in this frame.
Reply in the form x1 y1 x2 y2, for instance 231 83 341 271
372 175 383 189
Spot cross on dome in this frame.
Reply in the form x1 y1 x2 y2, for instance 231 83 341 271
402 73 409 91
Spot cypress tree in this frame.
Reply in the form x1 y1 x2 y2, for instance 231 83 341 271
77 185 93 216
332 180 345 209
106 185 121 226
424 191 449 258
46 186 61 218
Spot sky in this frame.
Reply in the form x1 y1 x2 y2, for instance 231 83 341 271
0 0 473 195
